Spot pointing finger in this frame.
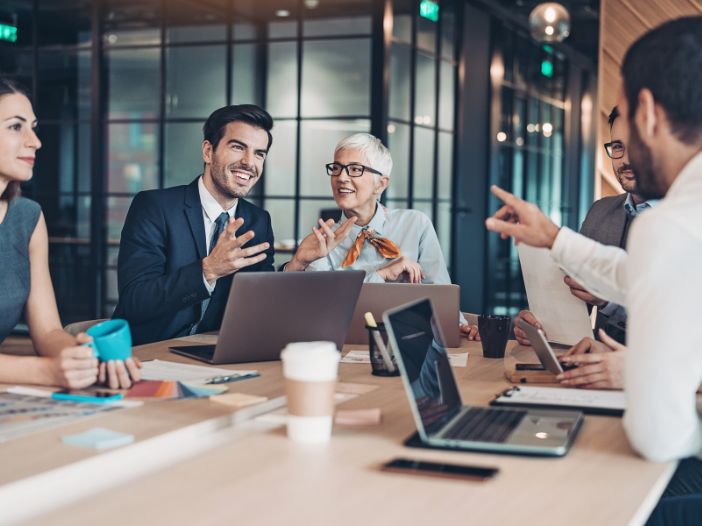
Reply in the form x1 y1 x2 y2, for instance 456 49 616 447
490 185 521 208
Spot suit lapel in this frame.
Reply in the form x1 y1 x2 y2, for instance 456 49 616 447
607 195 629 247
184 178 206 259
234 199 251 240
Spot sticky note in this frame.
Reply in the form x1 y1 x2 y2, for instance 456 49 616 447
62 427 135 450
334 408 382 426
210 392 268 408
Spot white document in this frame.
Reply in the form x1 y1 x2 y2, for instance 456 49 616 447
341 350 468 368
494 386 626 412
517 244 594 345
139 359 257 384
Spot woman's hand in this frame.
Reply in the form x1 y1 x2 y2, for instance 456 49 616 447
377 256 424 283
43 337 98 389
460 324 481 341
97 357 142 390
287 217 357 271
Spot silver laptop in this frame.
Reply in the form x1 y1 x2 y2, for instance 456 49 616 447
170 271 365 364
346 283 461 346
383 298 583 457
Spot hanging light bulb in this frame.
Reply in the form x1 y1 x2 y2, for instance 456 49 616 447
528 2 570 43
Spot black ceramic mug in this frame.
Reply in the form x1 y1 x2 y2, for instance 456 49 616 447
478 315 512 359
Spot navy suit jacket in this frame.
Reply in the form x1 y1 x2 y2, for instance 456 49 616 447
113 178 275 345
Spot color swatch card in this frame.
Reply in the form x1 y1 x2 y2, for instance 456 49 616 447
126 380 227 399
0 390 141 443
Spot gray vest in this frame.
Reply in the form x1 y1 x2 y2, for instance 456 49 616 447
0 197 41 343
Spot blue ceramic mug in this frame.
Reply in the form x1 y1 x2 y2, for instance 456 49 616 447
86 319 132 361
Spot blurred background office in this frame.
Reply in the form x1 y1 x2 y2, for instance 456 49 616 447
2 0 682 330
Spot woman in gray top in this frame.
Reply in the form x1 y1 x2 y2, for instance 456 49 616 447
0 79 139 388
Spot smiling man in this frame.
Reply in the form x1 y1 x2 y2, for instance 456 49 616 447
114 105 275 345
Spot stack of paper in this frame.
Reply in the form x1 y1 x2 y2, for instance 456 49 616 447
139 359 258 385
341 350 469 368
126 380 227 399
517 244 594 345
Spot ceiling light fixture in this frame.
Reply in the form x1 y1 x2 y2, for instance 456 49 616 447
528 2 570 43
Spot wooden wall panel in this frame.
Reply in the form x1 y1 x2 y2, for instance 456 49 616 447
596 0 702 197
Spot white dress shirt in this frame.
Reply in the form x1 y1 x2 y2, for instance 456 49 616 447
550 152 702 461
198 176 237 293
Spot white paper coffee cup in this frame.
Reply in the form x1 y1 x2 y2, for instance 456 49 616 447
281 341 340 444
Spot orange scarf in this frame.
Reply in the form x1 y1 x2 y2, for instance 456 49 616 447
341 227 402 267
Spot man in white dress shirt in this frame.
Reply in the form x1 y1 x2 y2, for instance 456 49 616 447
485 16 702 522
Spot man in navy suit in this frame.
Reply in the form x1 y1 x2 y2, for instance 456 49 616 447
114 105 275 345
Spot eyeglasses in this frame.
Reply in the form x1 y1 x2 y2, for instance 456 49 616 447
604 140 625 159
325 162 383 178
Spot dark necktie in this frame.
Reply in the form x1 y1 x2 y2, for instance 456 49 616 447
191 212 230 334
209 212 229 255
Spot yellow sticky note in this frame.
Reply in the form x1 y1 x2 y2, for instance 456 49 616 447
211 392 268 408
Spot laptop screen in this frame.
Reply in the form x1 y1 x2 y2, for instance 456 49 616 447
385 299 463 435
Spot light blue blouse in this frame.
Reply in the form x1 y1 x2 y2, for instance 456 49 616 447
306 204 451 285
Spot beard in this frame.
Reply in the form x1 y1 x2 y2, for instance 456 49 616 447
628 121 667 200
615 162 637 193
210 160 259 199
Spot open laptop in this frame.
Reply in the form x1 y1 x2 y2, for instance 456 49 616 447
170 271 365 364
346 283 461 346
383 298 583 456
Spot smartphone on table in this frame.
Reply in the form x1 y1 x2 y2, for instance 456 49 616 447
381 458 498 482
52 389 124 403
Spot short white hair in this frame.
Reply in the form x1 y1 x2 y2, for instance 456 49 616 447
334 133 393 177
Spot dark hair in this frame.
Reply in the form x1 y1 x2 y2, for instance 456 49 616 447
608 106 619 129
202 104 274 151
0 78 30 202
622 16 702 145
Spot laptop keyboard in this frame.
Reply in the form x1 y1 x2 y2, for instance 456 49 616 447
443 407 525 443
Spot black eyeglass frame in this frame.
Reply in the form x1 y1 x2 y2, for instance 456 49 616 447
325 162 383 177
603 140 625 159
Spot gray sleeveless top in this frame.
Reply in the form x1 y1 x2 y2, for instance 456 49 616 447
0 197 41 344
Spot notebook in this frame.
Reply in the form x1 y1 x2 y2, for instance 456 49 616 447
492 386 626 416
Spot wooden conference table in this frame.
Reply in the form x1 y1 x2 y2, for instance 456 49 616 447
0 336 676 526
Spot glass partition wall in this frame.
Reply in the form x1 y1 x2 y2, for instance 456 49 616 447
0 0 458 322
484 18 595 315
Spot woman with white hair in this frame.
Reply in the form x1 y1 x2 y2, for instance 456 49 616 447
285 132 479 339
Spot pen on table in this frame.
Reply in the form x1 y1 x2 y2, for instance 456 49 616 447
364 312 395 372
205 374 242 384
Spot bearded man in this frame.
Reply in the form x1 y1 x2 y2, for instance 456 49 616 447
114 105 275 344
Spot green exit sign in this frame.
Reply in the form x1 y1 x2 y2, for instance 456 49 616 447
419 0 439 23
541 59 554 78
0 23 17 43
